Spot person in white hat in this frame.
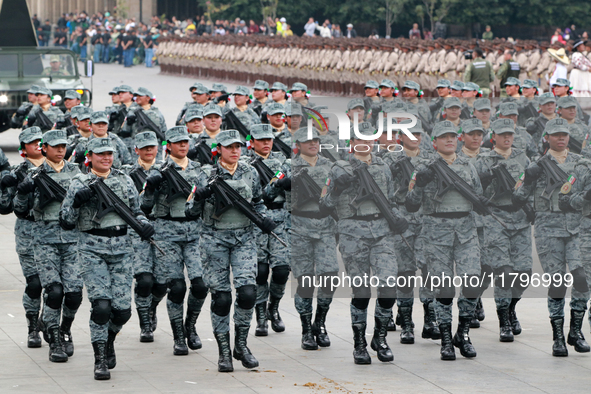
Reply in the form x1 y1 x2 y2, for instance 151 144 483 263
548 45 570 87
346 23 357 38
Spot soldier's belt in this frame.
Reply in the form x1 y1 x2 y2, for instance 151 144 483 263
159 215 192 222
292 209 331 219
428 212 470 219
347 213 384 221
84 227 128 237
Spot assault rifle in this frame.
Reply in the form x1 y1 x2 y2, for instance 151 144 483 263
293 168 338 221
195 139 214 165
129 167 148 193
390 156 414 195
249 155 275 186
31 166 67 209
272 137 292 158
89 177 164 254
537 154 571 200
14 161 29 183
36 110 54 131
208 175 288 247
135 109 166 142
490 162 535 223
224 110 250 139
160 161 192 202
110 105 128 133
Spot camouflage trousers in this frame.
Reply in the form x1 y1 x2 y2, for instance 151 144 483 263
130 231 166 310
35 242 83 330
78 232 134 343
580 219 591 326
15 219 41 314
201 227 257 333
255 218 291 305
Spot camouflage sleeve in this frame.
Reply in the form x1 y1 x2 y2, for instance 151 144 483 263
139 168 160 213
264 160 290 200
496 62 508 80
0 183 15 214
115 137 133 165
158 112 167 133
405 162 427 209
0 149 10 173
250 167 267 215
567 160 591 211
523 133 540 161
248 109 260 126
319 164 346 210
513 162 536 203
126 175 148 222
175 104 188 126
468 162 484 195
59 177 85 229
384 163 402 217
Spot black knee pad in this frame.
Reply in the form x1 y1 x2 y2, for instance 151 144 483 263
64 291 83 310
352 285 371 300
271 265 290 285
377 286 397 300
25 275 42 299
168 279 187 304
135 272 154 298
190 277 208 299
438 285 455 300
437 297 454 306
494 265 513 291
236 285 257 310
111 308 132 326
318 271 339 296
377 297 396 309
91 299 111 325
256 262 270 285
571 267 589 293
462 275 481 299
152 282 168 299
351 297 370 310
397 270 416 294
211 291 232 316
549 279 568 299
481 264 493 278
514 270 532 293
45 282 64 310
296 275 315 298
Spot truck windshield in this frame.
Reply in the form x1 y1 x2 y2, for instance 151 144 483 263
0 54 18 77
23 53 76 77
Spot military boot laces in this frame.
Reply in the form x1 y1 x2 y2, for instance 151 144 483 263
399 306 415 344
439 323 456 360
233 325 259 369
106 330 118 369
214 332 234 372
48 326 68 363
149 301 159 331
497 308 514 342
386 316 397 332
170 318 189 355
352 322 371 364
567 310 590 353
370 316 394 362
60 316 75 356
254 303 268 337
453 317 477 358
312 306 331 347
92 341 110 380
37 312 49 344
300 313 318 350
25 313 42 348
267 296 285 333
509 299 522 335
185 310 202 350
422 301 441 339
475 298 485 321
137 307 154 343
551 317 568 357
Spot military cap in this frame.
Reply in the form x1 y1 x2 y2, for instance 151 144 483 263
19 127 43 144
42 129 68 146
460 118 485 134
267 102 286 115
49 55 60 63
135 131 158 148
504 77 521 86
462 82 480 91
400 118 423 134
184 107 203 122
290 82 307 92
436 79 451 88
444 97 462 108
364 80 379 89
36 87 52 96
557 96 578 108
545 118 570 134
203 103 222 117
347 98 365 111
77 107 93 120
189 82 204 92
210 83 228 93
192 85 209 95
165 126 190 143
432 121 458 138
90 111 109 124
27 85 40 94
64 90 81 100
473 98 491 111
539 92 557 105
215 129 244 146
117 85 134 94
233 85 250 96
87 137 115 153
108 86 119 95
70 105 85 119
253 80 269 90
285 103 304 117
379 79 396 89
553 78 570 87
270 82 287 91
491 118 516 134
250 124 275 140
350 122 377 139
403 80 420 91
450 80 464 90
134 87 153 97
522 79 538 89
499 102 519 116
293 127 320 143
383 101 407 113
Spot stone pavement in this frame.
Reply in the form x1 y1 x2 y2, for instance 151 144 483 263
0 63 590 393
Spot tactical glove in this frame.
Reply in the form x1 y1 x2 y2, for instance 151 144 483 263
144 173 163 191
72 186 93 208
260 217 276 234
16 178 35 195
1 174 18 188
415 168 435 188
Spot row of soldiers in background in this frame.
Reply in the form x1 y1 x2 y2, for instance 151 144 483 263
155 34 583 97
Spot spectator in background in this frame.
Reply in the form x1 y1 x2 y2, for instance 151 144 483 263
346 23 357 38
32 14 40 30
409 23 421 39
248 20 260 35
142 28 157 67
54 27 68 48
315 20 332 38
370 29 379 39
122 29 137 67
424 28 433 40
277 17 287 36
38 19 52 47
332 24 342 38
551 29 566 44
102 28 112 63
91 26 104 62
482 25 493 40
57 13 68 29
267 17 276 35
563 28 571 41
283 24 293 37
304 17 316 37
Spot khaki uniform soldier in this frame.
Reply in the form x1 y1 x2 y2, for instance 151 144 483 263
440 43 458 82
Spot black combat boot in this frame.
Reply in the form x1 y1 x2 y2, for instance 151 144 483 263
233 325 259 369
312 305 331 347
185 310 202 350
399 306 415 344
300 313 318 350
386 317 397 331
92 341 110 380
370 316 393 362
267 296 285 333
453 317 477 358
422 302 441 339
60 316 75 356
214 332 234 372
497 308 514 342
47 326 68 363
509 298 522 335
137 307 154 343
439 323 456 360
149 300 159 331
352 322 371 364
254 303 268 337
475 298 485 321
170 318 189 355
25 312 41 348
106 330 118 368
550 317 568 357
567 310 590 353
